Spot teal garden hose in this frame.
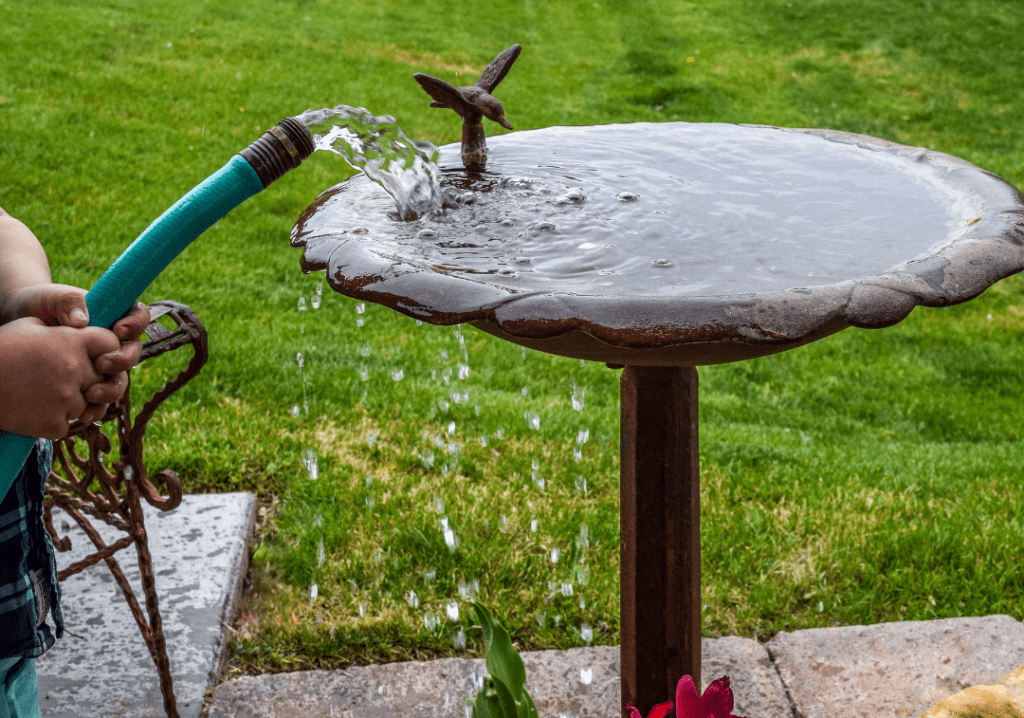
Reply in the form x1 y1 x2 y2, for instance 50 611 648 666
0 117 315 499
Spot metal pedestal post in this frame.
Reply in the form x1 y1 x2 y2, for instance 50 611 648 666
619 365 701 714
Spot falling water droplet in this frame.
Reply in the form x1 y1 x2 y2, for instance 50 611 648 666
434 497 445 513
309 583 318 605
298 297 307 312
453 629 466 649
458 363 470 380
317 535 325 566
577 524 590 549
530 519 538 532
550 547 560 563
407 590 419 609
496 427 504 440
575 475 587 492
571 385 585 411
356 302 366 314
580 668 593 685
311 294 321 309
447 421 456 436
536 610 547 627
425 613 438 630
391 368 404 381
573 447 583 462
302 449 319 480
479 435 488 447
296 353 305 368
524 411 540 430
291 405 300 418
366 431 377 447
446 601 459 621
359 366 369 381
576 428 590 444
444 525 457 550
420 452 435 469
499 515 508 532
561 582 573 597
424 568 436 583
577 565 591 586
365 495 376 510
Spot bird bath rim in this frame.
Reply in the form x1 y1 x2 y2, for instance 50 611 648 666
292 121 1024 366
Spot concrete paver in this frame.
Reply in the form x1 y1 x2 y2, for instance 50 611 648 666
35 492 255 718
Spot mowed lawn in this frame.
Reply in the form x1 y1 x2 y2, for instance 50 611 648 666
1 0 1023 673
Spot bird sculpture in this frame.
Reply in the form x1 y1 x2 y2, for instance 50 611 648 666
414 44 521 171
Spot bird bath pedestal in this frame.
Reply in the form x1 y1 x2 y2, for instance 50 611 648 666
292 121 1024 715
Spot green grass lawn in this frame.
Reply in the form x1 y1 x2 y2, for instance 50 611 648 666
2 0 1024 675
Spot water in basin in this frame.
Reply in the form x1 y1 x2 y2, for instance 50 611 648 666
293 122 968 298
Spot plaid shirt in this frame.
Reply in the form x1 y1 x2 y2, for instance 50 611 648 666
0 439 64 658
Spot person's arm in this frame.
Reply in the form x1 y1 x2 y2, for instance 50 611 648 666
0 206 150 434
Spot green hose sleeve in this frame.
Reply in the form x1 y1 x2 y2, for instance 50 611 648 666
0 155 265 499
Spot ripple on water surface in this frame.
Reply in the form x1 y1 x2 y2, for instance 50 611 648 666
292 123 966 299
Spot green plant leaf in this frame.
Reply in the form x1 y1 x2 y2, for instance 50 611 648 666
472 691 505 718
518 685 540 718
473 602 528 700
489 676 520 718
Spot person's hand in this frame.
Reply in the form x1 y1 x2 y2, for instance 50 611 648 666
4 284 151 423
0 318 122 438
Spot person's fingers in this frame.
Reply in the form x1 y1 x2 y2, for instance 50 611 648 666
78 404 108 425
83 372 128 406
38 285 90 327
93 339 143 375
79 326 122 360
111 302 151 342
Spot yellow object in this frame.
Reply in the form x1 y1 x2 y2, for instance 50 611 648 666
919 664 1024 718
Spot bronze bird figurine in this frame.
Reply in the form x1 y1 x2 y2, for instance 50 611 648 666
414 44 521 171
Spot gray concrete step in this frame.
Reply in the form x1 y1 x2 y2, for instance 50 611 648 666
207 615 1024 718
36 492 255 718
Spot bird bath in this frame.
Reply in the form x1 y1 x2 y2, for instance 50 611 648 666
291 121 1024 715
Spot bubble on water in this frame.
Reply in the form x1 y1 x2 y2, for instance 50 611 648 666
571 385 585 411
497 267 520 279
577 564 591 586
317 535 326 566
302 449 318 480
653 258 673 267
575 475 587 492
298 297 307 312
533 221 556 231
359 366 369 381
499 515 508 532
577 243 598 250
536 610 547 628
580 668 593 685
555 188 585 204
360 344 371 357
453 629 466 649
356 303 366 313
296 353 305 368
616 191 640 202
561 582 573 597
458 363 470 380
366 431 378 447
309 583 318 605
291 405 300 418
425 613 439 630
512 256 532 265
576 428 589 444
417 229 438 239
524 411 540 430
391 368 404 381
311 294 321 309
407 590 419 609
550 547 560 563
446 601 459 621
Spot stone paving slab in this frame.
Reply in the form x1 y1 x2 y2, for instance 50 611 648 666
209 615 1024 718
766 614 1024 718
35 492 256 718
208 636 792 718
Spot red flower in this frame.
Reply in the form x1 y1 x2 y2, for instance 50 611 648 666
625 675 746 718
